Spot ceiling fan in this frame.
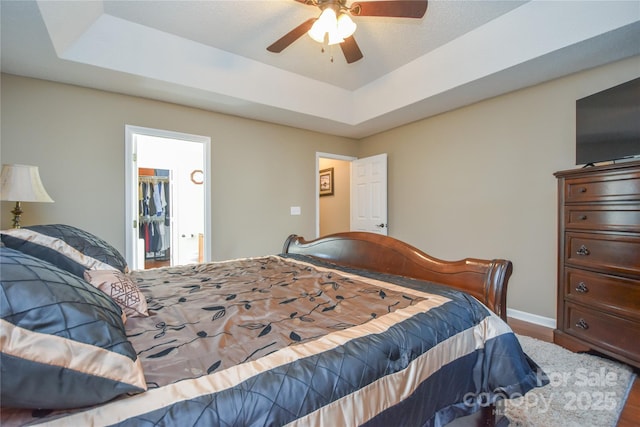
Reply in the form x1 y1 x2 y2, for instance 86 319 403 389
267 0 428 64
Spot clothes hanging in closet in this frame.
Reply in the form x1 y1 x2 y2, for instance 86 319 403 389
139 172 171 259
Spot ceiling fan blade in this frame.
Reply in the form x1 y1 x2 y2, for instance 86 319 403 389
340 36 363 64
350 1 428 18
267 18 316 53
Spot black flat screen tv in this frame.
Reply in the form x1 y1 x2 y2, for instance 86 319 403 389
575 77 640 165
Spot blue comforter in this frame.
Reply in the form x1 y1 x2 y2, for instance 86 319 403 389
15 254 545 426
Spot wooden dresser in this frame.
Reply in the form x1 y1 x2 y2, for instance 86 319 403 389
554 161 640 368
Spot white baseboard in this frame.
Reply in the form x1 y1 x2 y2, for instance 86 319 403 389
507 308 556 329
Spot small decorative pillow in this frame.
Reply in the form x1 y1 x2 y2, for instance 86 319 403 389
27 224 128 273
84 269 149 319
1 228 118 278
0 247 146 409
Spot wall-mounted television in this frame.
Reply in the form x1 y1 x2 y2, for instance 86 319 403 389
575 77 640 165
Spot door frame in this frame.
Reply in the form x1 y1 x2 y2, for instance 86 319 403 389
125 125 211 269
315 152 357 238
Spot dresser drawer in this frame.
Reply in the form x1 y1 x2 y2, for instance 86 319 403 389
564 204 640 232
565 232 640 276
564 171 640 203
564 267 640 320
565 303 640 364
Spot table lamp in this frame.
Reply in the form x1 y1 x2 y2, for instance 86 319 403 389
1 164 54 228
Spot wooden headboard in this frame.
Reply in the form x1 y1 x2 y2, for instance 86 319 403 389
283 232 513 322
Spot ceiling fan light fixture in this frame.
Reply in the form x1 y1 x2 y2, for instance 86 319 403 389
308 7 346 44
337 13 356 39
308 20 327 43
308 27 323 43
327 29 344 45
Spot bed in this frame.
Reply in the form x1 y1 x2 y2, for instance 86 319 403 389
1 225 544 426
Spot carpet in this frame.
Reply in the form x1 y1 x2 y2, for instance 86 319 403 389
503 335 636 427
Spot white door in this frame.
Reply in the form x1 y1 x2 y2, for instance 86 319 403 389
350 153 388 235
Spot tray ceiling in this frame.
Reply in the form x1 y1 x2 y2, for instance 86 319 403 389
1 0 639 138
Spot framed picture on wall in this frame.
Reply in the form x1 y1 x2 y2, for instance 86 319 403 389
319 167 334 197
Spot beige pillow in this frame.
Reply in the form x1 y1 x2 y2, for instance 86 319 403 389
84 270 149 319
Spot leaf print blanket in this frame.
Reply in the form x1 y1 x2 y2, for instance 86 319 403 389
126 255 435 388
5 254 544 427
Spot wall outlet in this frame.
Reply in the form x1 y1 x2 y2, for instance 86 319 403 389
290 206 301 215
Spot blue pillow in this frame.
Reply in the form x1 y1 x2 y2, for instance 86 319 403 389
0 247 146 409
1 224 128 277
26 224 128 272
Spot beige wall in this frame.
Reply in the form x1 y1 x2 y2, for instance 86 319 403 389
319 158 351 235
2 55 639 321
359 55 640 319
0 74 358 259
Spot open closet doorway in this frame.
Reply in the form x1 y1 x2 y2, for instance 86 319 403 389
125 125 211 270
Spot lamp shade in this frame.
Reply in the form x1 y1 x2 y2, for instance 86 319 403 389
337 13 356 39
308 8 337 43
1 164 54 203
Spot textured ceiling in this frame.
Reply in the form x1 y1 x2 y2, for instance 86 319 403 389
1 0 639 138
101 0 527 90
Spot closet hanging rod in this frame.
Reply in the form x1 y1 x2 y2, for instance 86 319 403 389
139 215 167 224
139 176 170 183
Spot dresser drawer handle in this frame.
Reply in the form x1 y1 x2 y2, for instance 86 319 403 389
576 245 590 256
578 215 588 221
575 282 589 293
578 187 587 193
575 318 589 330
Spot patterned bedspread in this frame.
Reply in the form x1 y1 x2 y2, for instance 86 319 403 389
126 255 437 389
10 254 543 426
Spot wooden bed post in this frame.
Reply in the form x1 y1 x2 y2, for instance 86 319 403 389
484 259 513 322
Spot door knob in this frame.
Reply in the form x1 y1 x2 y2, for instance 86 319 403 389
376 223 387 228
